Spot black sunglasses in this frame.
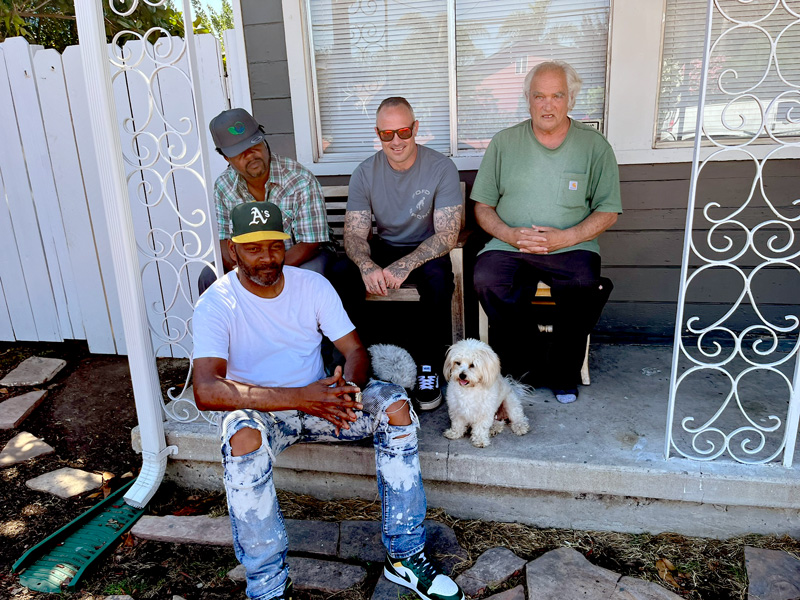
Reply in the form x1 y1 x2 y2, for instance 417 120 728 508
376 124 415 142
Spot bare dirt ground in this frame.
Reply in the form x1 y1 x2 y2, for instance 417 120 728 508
2 340 799 600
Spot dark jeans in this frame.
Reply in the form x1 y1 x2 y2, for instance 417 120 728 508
473 250 612 389
333 238 454 365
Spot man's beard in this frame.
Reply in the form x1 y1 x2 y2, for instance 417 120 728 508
244 157 267 178
238 257 284 288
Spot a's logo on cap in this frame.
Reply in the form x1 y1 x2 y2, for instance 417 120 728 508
569 180 578 191
249 207 270 225
228 121 246 135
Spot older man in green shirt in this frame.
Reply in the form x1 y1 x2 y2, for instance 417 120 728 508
472 60 622 404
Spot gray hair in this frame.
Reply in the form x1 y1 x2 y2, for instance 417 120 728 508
376 97 416 121
523 60 582 111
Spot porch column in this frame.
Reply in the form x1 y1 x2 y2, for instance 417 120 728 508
74 0 174 508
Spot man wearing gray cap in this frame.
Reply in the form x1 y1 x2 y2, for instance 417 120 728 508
198 108 333 294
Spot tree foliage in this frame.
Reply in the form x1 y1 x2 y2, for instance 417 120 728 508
191 0 232 44
0 0 195 52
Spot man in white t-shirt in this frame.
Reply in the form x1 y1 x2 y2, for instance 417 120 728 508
192 201 464 600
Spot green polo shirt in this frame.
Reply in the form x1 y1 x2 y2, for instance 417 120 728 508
472 119 622 256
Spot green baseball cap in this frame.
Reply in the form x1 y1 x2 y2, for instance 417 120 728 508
209 108 265 158
230 201 291 243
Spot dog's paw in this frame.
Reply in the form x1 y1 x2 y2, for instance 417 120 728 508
510 420 530 436
489 420 505 436
470 435 490 448
443 428 464 440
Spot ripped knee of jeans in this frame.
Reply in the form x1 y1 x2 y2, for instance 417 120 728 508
384 423 418 449
220 409 275 463
360 380 420 433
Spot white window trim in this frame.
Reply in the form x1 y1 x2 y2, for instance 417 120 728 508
282 0 799 175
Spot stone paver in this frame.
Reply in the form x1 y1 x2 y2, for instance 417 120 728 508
486 585 526 600
131 515 339 555
526 547 621 600
371 574 401 600
105 596 135 600
457 546 526 597
25 467 103 499
425 519 469 575
526 548 681 600
339 519 466 573
229 557 366 593
0 431 54 466
285 518 339 556
0 390 48 429
745 546 800 600
339 519 384 562
614 576 683 599
290 556 367 593
0 356 66 387
132 515 232 545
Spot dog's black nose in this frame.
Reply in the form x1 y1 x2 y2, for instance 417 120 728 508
459 373 467 380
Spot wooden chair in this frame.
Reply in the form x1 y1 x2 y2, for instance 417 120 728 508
478 283 591 385
322 183 467 344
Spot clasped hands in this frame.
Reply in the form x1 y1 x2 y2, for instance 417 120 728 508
301 365 363 434
511 225 573 254
361 261 409 295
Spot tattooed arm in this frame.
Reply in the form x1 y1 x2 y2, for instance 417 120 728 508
344 210 389 295
383 204 463 289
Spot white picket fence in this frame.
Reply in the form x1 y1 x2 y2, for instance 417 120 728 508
0 35 230 356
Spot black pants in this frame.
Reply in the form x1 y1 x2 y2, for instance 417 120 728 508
333 238 454 365
473 250 612 389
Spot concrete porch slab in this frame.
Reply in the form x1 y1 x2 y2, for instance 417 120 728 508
133 344 800 538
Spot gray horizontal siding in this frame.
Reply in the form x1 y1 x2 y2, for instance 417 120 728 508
599 161 799 337
242 0 296 158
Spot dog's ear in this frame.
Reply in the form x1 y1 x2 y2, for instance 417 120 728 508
477 345 501 386
443 347 453 381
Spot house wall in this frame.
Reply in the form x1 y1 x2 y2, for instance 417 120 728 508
240 0 800 340
241 0 296 157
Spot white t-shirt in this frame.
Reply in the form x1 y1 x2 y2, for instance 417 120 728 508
192 267 355 388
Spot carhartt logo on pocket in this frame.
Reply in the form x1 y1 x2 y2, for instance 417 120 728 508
569 180 578 191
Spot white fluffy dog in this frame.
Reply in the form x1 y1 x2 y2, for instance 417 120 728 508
443 338 531 447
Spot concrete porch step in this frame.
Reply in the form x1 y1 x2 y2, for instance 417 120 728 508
133 344 800 539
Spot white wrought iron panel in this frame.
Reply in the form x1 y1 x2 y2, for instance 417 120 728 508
107 0 225 424
666 0 800 465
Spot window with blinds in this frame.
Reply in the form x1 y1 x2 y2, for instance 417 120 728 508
657 0 800 146
455 0 609 152
306 0 610 161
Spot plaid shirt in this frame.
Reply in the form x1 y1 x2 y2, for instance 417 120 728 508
214 154 331 249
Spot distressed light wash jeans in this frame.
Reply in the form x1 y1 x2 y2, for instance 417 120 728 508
218 381 426 600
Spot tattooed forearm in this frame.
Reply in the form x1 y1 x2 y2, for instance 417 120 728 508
387 205 462 276
344 210 378 273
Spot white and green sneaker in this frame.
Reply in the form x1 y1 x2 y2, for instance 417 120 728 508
383 551 465 600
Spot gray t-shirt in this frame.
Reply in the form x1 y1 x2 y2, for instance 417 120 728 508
347 144 461 246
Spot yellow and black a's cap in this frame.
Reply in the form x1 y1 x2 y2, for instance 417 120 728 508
230 201 291 243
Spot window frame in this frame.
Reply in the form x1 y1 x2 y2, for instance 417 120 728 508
282 0 799 175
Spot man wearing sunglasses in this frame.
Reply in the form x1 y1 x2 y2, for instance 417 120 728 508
341 97 463 411
197 108 335 295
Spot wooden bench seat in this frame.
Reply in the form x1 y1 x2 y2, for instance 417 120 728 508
322 184 466 344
